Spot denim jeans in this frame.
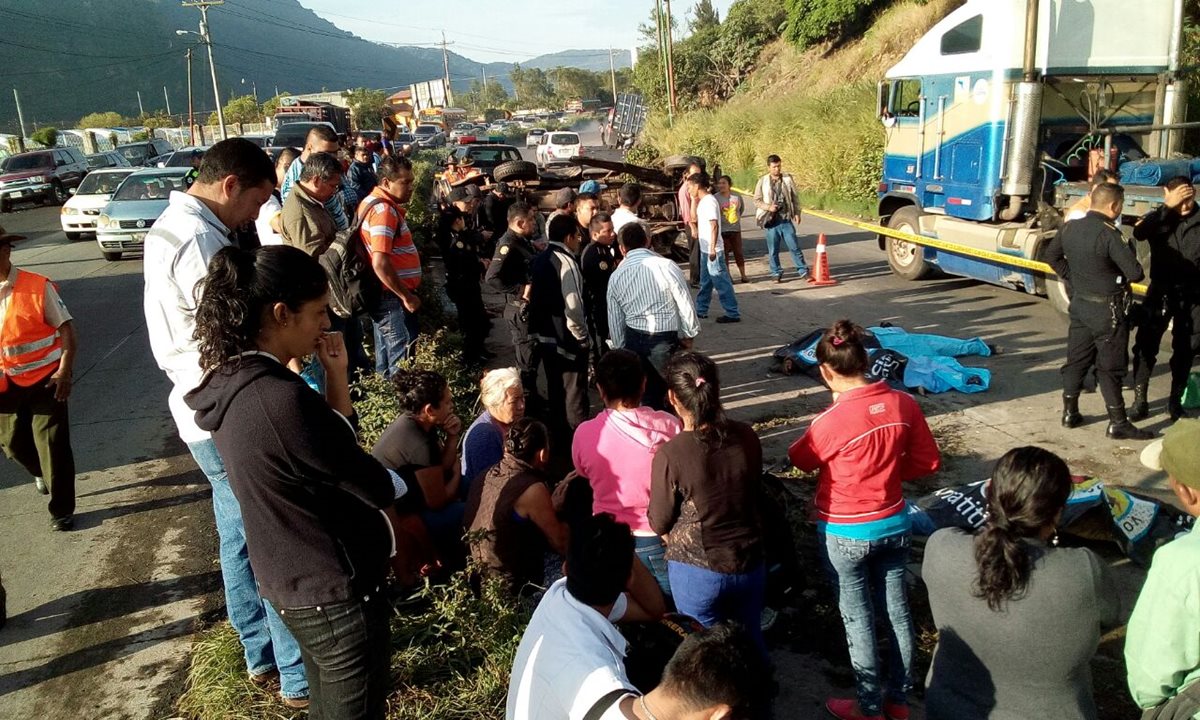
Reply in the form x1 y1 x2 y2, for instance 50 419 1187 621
818 531 915 716
765 221 808 277
187 439 308 699
372 293 411 378
696 250 739 319
278 593 392 720
633 535 672 599
623 328 680 411
668 560 767 658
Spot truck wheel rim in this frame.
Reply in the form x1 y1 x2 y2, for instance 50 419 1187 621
891 228 917 267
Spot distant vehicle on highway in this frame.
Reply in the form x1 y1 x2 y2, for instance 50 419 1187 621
414 124 446 148
86 151 132 170
156 146 210 168
96 167 189 261
449 123 475 142
271 121 337 150
535 131 582 168
449 143 524 178
60 168 136 240
115 139 175 167
525 128 546 148
0 147 90 212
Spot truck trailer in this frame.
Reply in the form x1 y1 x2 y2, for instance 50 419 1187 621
876 0 1188 312
274 99 351 137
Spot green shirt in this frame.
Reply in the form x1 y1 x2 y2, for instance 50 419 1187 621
1125 525 1200 715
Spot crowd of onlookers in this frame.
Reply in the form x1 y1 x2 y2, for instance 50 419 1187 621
128 134 1200 720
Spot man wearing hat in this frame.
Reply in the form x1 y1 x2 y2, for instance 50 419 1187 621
0 225 77 531
1127 421 1200 718
548 187 577 228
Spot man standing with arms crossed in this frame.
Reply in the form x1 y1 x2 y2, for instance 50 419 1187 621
143 139 309 709
754 154 808 283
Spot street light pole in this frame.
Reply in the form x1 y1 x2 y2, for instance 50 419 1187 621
182 1 227 140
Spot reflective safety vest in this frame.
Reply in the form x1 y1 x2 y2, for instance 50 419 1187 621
0 270 63 392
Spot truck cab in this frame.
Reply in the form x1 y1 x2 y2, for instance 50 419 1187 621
876 0 1184 309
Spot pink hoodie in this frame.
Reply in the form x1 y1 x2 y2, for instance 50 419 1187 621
572 407 683 533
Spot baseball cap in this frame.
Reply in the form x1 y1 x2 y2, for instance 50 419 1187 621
0 225 27 245
554 187 576 207
1141 418 1200 488
579 179 606 195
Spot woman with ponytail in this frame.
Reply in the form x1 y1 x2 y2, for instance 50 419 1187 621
648 351 768 655
185 245 404 718
788 320 941 720
922 446 1118 720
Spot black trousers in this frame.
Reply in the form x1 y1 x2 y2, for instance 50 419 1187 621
1062 297 1129 408
278 591 391 720
1131 288 1200 402
503 300 541 398
447 279 489 359
541 346 589 443
686 225 700 284
0 379 75 519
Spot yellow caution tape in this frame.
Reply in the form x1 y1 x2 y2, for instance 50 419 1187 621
730 186 1147 295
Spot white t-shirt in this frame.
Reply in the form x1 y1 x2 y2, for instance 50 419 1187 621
696 193 723 254
506 578 636 720
610 207 644 236
256 194 284 246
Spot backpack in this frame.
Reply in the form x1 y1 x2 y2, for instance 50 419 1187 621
320 196 385 319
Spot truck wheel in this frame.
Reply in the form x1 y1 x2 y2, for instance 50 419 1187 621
886 207 933 280
663 154 702 172
493 160 539 183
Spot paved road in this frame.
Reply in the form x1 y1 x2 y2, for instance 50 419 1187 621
0 204 217 718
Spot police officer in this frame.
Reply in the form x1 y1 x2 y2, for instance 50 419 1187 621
580 211 619 367
440 195 491 362
1130 177 1200 421
1045 182 1153 440
485 201 543 408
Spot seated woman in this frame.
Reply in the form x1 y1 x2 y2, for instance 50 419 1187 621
461 367 525 497
463 417 568 591
922 446 1119 720
573 349 681 597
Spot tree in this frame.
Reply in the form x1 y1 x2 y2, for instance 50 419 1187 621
261 92 290 120
223 95 262 129
139 112 175 131
342 87 390 130
690 0 721 33
784 0 886 49
459 79 509 115
78 111 124 128
548 67 605 106
510 65 556 108
707 0 787 98
30 127 59 148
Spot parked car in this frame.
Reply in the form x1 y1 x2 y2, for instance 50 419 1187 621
271 121 337 150
60 168 136 240
0 147 90 212
239 134 273 148
449 143 524 178
157 146 210 168
535 131 582 168
115 139 175 167
96 168 189 261
86 151 132 170
525 128 547 148
414 124 446 148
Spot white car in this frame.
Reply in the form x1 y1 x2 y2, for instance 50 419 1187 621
535 131 582 167
525 128 546 148
59 168 135 241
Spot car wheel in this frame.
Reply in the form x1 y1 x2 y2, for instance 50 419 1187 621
65 232 82 241
102 251 122 262
0 199 8 214
52 183 69 205
885 207 933 281
493 160 539 183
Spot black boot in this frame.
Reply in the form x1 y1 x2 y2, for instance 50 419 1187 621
1169 397 1187 421
1062 394 1083 428
1106 405 1155 440
1130 384 1150 421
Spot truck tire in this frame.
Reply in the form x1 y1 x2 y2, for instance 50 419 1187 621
886 207 933 281
493 160 539 183
663 154 703 172
1044 276 1071 315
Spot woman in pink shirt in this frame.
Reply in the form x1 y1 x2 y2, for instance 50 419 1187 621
572 349 681 596
788 320 941 720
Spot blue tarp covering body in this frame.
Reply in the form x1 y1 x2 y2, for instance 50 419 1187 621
1119 158 1200 186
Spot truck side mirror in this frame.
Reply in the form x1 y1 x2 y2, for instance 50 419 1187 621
877 81 891 119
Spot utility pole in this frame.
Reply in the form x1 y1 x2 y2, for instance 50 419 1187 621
663 0 678 116
183 0 227 140
440 31 454 105
12 89 27 140
137 90 145 117
608 48 619 105
654 0 673 124
163 86 172 116
186 48 195 145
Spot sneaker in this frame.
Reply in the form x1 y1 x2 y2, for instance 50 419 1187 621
33 477 47 495
798 271 811 281
281 695 310 710
248 668 279 688
825 698 883 720
775 273 784 283
883 701 910 720
51 515 74 532
716 316 741 324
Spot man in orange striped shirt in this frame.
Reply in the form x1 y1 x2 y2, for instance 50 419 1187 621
361 156 423 379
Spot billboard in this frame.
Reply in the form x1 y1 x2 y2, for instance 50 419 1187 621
409 78 450 112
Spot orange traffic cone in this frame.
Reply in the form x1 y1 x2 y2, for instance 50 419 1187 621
808 233 838 286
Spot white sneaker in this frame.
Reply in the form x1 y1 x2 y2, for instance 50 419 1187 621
33 477 47 495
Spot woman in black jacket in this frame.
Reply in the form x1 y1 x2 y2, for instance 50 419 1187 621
186 245 403 719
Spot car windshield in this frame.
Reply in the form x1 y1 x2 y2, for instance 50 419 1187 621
164 151 202 167
549 133 579 145
77 171 133 195
2 153 53 172
415 126 437 135
117 145 150 163
468 148 520 163
112 174 186 201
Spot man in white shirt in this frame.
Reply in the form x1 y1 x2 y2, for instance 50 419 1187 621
142 138 311 708
691 172 740 323
607 224 699 410
610 183 649 236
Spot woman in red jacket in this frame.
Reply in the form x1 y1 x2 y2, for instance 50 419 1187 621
788 320 941 720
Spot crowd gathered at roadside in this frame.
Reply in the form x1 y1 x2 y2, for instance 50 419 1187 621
2 126 1200 720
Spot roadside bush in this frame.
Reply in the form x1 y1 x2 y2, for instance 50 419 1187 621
784 0 889 48
30 127 58 148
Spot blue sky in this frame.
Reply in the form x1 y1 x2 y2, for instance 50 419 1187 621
294 0 738 64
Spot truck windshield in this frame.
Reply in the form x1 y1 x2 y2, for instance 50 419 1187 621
1 153 53 172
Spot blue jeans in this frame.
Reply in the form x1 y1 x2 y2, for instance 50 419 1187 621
819 531 915 715
765 221 808 277
372 294 411 378
668 560 767 658
623 328 680 411
634 535 671 599
187 439 308 700
696 250 739 319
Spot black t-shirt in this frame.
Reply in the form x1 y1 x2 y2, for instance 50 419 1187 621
371 414 440 508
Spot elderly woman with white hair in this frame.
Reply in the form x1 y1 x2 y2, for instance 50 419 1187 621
461 367 526 496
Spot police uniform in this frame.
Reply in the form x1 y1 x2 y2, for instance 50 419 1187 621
442 224 490 360
580 240 619 364
485 229 541 396
1044 210 1151 439
1130 204 1200 420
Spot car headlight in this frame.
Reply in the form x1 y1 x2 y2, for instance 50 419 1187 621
61 206 78 215
29 176 45 184
97 214 111 229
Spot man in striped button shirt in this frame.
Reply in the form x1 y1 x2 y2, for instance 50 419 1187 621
606 223 700 410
